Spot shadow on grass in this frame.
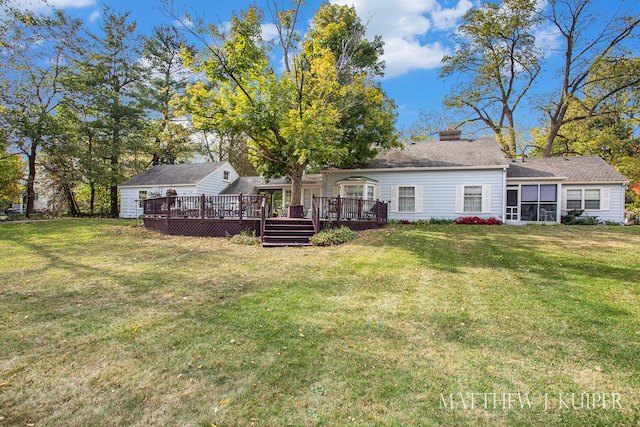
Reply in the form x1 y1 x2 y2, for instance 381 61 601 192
355 225 640 371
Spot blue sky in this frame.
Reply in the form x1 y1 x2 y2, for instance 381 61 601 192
13 0 640 135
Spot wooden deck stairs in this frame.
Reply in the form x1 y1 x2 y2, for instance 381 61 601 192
262 218 315 247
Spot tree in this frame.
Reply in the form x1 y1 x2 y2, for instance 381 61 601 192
140 24 197 165
179 2 399 208
538 0 640 157
70 7 147 217
440 0 542 157
0 6 81 216
0 146 23 209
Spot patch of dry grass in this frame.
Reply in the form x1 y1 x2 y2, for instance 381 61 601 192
0 220 639 426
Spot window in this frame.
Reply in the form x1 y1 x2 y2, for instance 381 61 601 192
565 188 605 211
223 170 230 180
566 189 582 210
584 189 601 210
344 185 363 199
463 186 482 213
455 184 491 214
336 177 378 200
398 186 415 212
138 190 148 209
521 184 557 222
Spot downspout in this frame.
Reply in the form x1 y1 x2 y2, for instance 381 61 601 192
502 167 507 224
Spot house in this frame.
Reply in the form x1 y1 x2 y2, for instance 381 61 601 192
118 161 239 218
125 130 628 228
322 130 627 224
505 156 627 224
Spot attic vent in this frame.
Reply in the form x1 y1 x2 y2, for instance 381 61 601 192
439 129 462 141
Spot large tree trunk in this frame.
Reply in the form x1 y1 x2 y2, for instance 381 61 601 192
110 126 120 218
25 144 38 218
289 164 304 207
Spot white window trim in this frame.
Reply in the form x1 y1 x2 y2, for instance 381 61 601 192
455 184 491 214
391 185 423 213
562 187 610 211
337 181 378 201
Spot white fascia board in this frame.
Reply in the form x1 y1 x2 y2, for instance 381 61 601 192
323 165 508 174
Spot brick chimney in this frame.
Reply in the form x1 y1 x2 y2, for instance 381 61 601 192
439 129 462 141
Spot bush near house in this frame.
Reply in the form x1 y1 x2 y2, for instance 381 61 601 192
309 226 356 246
455 216 502 225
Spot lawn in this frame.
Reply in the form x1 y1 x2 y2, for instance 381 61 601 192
0 219 639 426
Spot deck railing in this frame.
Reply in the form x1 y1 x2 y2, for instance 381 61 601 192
312 196 388 223
143 194 264 219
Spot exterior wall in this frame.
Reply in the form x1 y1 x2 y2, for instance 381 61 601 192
196 162 239 195
119 185 198 218
323 168 505 221
561 183 626 223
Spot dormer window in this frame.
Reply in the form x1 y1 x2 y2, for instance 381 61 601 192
223 170 230 181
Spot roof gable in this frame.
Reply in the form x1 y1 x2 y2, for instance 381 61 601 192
119 162 227 187
506 156 627 183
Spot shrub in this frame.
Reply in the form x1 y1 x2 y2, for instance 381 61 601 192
561 210 600 225
455 216 502 225
310 226 356 246
413 218 455 226
429 218 456 225
229 228 261 245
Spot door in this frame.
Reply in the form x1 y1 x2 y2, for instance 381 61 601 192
506 187 519 221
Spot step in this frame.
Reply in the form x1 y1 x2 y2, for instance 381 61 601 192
262 242 312 247
263 229 315 237
263 233 313 242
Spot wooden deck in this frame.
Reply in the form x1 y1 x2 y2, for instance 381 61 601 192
142 194 387 242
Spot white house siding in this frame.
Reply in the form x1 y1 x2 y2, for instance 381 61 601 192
196 163 239 195
562 183 626 223
323 168 505 221
119 185 199 218
119 187 147 219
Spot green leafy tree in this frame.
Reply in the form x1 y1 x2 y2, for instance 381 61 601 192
0 6 81 216
0 146 23 209
140 24 197 165
179 2 399 207
69 7 147 217
440 0 542 157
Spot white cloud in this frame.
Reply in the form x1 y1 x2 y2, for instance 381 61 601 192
383 38 449 77
261 23 280 42
532 24 563 56
431 0 473 31
330 0 473 78
88 9 99 23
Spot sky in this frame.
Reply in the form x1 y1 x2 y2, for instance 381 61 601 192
11 0 640 136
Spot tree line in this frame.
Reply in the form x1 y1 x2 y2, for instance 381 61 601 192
412 0 639 209
0 0 400 217
1 0 638 217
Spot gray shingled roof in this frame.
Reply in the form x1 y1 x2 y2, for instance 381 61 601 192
506 156 627 183
334 138 508 169
119 162 226 187
220 174 323 194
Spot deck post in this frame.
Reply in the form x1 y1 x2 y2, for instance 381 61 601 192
166 195 171 218
336 195 342 225
200 194 205 219
358 199 363 220
239 194 243 221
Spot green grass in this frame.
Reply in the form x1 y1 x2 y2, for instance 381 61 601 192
0 219 639 426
